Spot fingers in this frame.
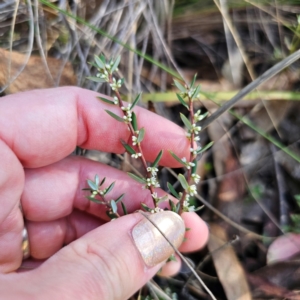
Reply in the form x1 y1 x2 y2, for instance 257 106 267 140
25 211 208 271
0 140 24 273
22 156 169 221
7 212 186 300
0 87 190 168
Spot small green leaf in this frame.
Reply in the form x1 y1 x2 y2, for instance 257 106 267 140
141 203 153 212
156 195 168 204
191 159 197 174
99 54 106 64
111 55 121 73
97 96 115 105
115 194 125 203
167 182 180 199
152 150 163 168
104 182 115 195
190 73 197 88
169 199 177 212
194 205 205 212
110 200 118 213
176 93 189 109
121 141 136 154
180 113 193 130
120 78 125 85
197 141 214 154
105 110 125 122
87 179 98 191
94 174 99 186
87 196 104 204
86 76 106 83
178 174 189 190
131 112 138 131
127 172 146 184
99 177 106 186
185 227 191 231
176 202 180 213
130 93 142 110
173 79 186 93
121 201 128 215
106 211 118 219
192 84 201 99
137 128 145 143
169 151 186 166
167 254 177 262
94 55 105 69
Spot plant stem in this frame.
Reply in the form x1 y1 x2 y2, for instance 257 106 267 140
109 76 157 208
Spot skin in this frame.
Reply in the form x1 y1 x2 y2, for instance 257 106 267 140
0 87 209 299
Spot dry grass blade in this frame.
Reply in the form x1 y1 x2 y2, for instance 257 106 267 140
201 49 300 130
208 224 251 300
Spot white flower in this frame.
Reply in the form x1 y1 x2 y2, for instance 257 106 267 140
186 162 195 170
132 136 138 146
194 136 200 141
147 166 159 176
181 157 187 163
187 184 197 196
191 173 201 184
131 153 142 159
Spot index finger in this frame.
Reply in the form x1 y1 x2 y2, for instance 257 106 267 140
0 87 190 168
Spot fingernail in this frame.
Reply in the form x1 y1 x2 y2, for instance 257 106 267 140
132 211 185 267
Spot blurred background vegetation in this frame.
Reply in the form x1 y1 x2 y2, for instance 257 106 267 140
1 0 300 299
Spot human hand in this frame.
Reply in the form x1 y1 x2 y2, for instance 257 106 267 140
0 87 208 299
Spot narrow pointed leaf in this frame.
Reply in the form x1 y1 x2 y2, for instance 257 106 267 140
152 150 163 168
86 76 106 83
190 73 197 88
127 172 146 184
173 79 186 93
169 151 186 166
87 180 98 191
87 196 104 204
121 141 136 154
97 96 115 105
131 112 138 131
94 174 99 186
194 205 205 212
115 193 125 204
167 182 180 199
110 200 118 213
137 128 145 143
169 199 176 212
120 78 125 85
94 55 105 69
99 177 106 186
192 85 201 99
111 55 121 73
121 201 128 215
176 93 189 109
105 110 125 122
141 203 152 212
176 202 180 213
198 111 209 121
197 141 214 154
180 113 193 130
178 174 189 190
99 54 106 64
130 93 142 110
104 182 115 195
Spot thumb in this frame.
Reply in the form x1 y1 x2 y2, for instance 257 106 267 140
12 211 185 300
